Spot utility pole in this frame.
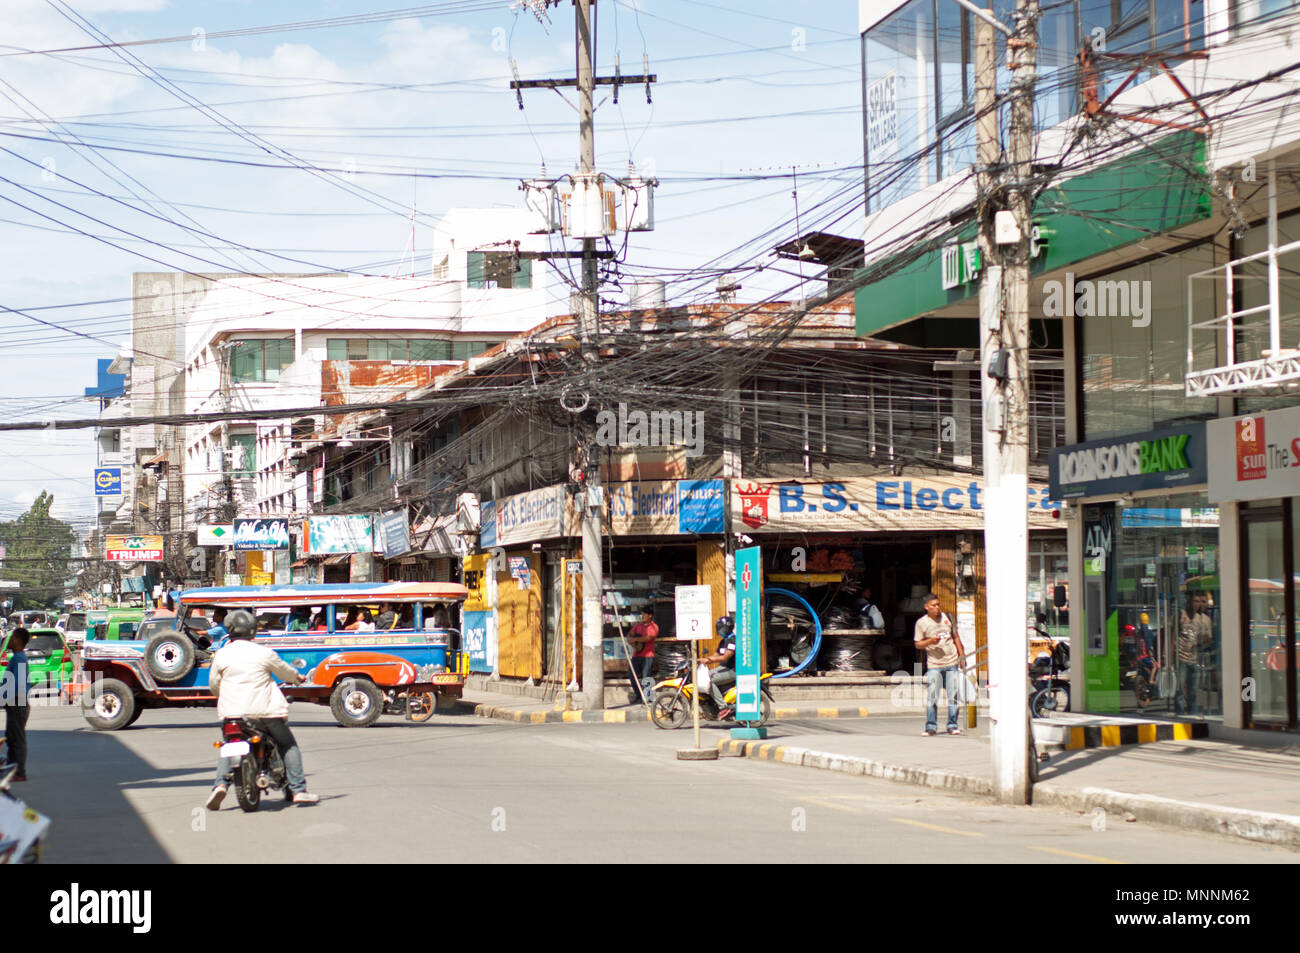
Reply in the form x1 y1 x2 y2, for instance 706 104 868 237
512 0 655 711
575 0 604 711
974 0 1037 805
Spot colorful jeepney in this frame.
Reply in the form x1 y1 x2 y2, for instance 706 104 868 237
80 582 469 730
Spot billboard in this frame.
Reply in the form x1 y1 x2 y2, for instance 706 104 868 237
94 468 122 497
305 515 374 554
105 535 164 562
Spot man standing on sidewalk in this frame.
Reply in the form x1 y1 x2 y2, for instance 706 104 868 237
626 608 659 704
914 595 966 736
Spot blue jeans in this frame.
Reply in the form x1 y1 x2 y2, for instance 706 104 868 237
215 717 307 794
925 666 962 732
1175 662 1199 716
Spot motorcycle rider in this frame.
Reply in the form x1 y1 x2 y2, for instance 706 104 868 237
701 616 738 718
204 609 319 809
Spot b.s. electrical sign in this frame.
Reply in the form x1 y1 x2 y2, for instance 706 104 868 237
732 476 1060 533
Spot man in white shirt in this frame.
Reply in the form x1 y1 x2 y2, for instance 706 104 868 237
204 610 319 809
913 593 967 736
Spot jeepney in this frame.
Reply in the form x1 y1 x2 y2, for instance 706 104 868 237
80 582 469 730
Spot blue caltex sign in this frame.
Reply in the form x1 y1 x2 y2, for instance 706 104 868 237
734 546 763 722
94 468 122 497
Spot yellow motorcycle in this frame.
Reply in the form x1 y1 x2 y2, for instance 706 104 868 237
649 659 774 729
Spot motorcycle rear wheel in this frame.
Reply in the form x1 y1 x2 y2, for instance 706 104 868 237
650 689 689 729
235 756 261 812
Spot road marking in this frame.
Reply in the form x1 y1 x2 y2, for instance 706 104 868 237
1028 846 1125 864
890 818 984 837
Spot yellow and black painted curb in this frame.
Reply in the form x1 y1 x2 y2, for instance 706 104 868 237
454 701 871 725
1058 721 1210 750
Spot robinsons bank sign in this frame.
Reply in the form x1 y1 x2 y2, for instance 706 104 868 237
1050 423 1207 500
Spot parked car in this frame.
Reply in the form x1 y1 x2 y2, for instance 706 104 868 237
0 627 73 688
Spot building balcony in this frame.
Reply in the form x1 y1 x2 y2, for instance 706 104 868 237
1186 236 1300 398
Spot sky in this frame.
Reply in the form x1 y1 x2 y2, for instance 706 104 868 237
0 0 865 535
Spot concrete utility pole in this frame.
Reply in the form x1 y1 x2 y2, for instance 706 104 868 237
576 0 605 711
510 0 655 710
974 0 1037 805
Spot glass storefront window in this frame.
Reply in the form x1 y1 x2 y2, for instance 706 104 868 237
1244 511 1287 724
1028 535 1069 639
863 0 1206 213
1082 493 1221 717
1080 243 1219 440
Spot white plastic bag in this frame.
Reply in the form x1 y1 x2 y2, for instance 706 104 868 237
695 663 711 691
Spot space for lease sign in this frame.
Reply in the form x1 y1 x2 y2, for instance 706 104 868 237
731 476 1060 533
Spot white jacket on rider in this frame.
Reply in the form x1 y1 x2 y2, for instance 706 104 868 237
209 639 300 720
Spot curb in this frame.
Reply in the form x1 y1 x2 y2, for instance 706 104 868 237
716 739 1300 850
715 739 993 796
455 701 872 724
1035 720 1210 751
454 701 652 723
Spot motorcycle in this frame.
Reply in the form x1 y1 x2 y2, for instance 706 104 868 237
214 718 292 812
649 659 775 729
1029 634 1071 718
0 762 48 863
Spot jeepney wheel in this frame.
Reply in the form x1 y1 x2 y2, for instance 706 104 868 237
407 691 436 723
82 677 135 731
329 678 383 728
126 705 145 727
144 632 196 683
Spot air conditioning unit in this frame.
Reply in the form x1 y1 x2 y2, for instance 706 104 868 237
561 174 616 238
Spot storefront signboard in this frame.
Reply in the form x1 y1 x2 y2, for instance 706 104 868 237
479 501 497 549
732 475 1061 533
463 609 494 673
1049 423 1207 500
734 546 763 722
376 510 410 558
678 480 725 534
305 515 373 554
233 517 290 551
494 486 564 545
605 480 725 536
1207 406 1300 502
196 524 234 546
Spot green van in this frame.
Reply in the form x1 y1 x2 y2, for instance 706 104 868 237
86 608 146 641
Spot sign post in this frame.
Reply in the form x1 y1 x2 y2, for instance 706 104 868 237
674 583 718 762
675 584 713 750
733 545 764 740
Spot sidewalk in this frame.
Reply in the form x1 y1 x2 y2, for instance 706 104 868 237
455 686 872 723
715 715 1300 849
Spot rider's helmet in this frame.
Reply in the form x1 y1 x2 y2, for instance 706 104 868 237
225 609 256 640
715 616 734 637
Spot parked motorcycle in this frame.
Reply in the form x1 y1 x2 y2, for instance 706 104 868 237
0 762 48 863
1029 633 1071 718
649 659 774 729
214 718 292 812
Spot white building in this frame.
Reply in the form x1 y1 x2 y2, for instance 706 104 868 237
163 208 557 530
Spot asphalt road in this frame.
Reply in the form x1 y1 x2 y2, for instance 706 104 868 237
13 703 1296 864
